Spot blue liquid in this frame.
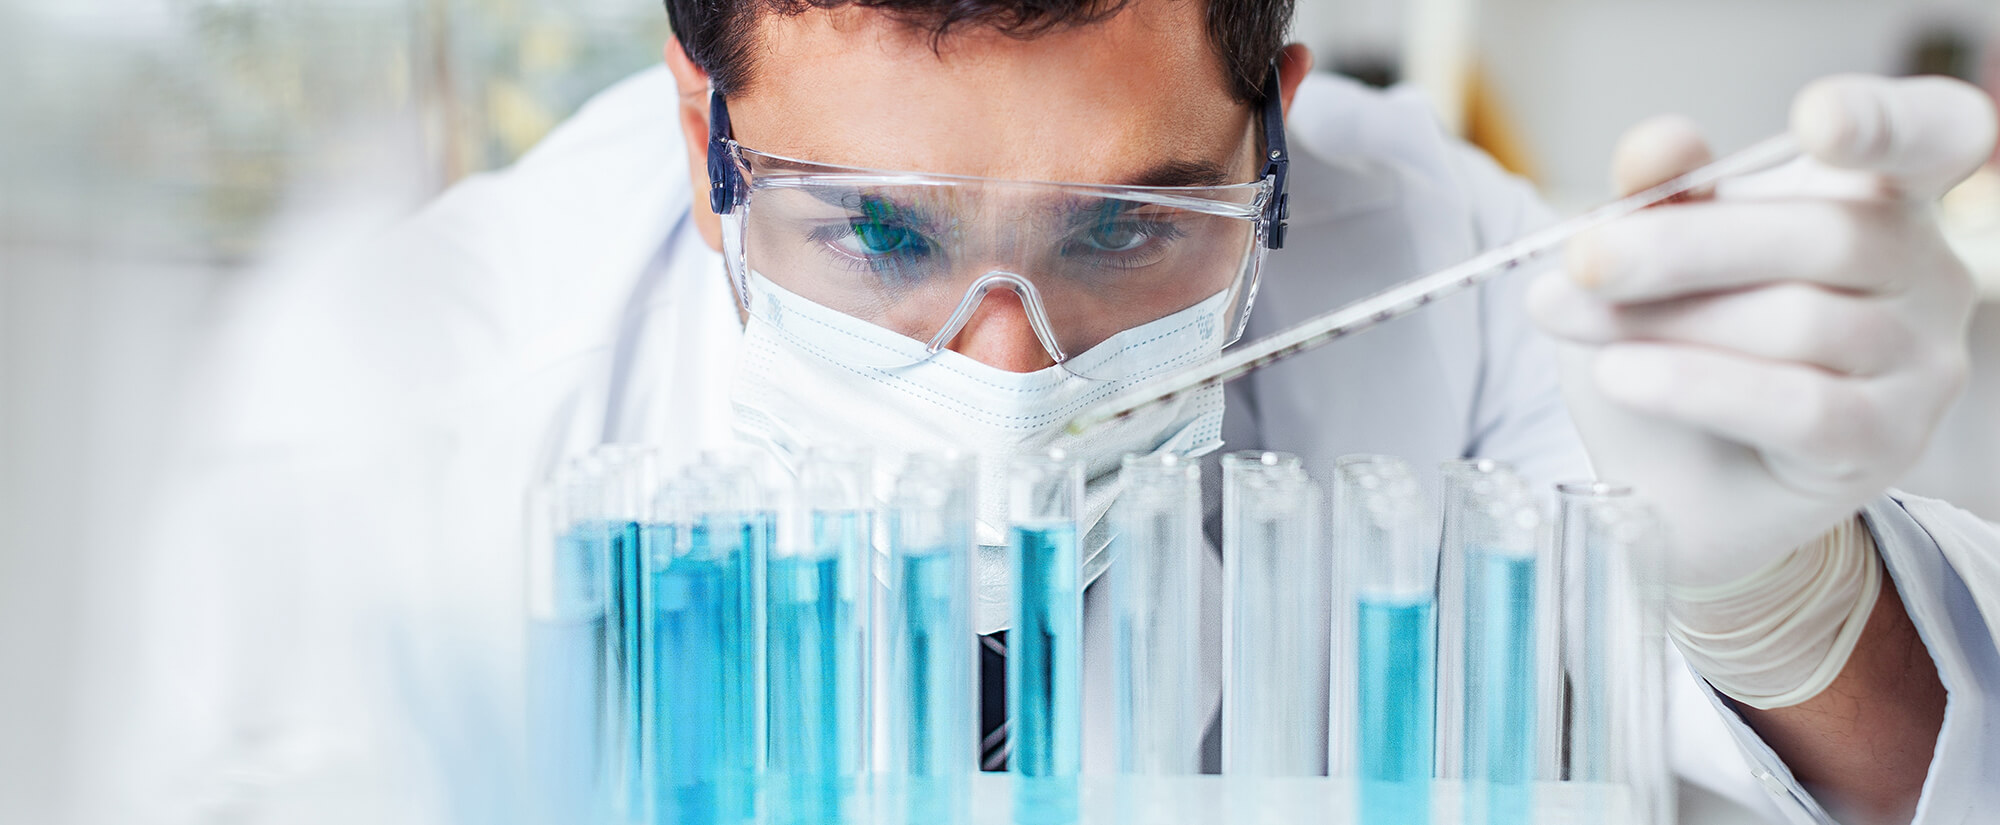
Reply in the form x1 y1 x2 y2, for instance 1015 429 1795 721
767 513 867 825
648 533 731 825
896 550 969 823
610 521 644 816
528 615 606 825
529 526 606 823
638 515 766 825
722 514 770 820
1464 550 1536 825
1357 596 1434 825
553 523 620 817
1009 524 1080 825
555 525 609 610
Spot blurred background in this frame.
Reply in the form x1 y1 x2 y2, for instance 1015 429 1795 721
1 1 1995 823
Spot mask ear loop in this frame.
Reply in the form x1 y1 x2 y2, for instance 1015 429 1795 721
925 271 1070 366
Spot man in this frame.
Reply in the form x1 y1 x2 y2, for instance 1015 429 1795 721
124 0 1997 823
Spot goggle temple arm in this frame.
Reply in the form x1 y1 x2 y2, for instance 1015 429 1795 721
1259 63 1291 250
708 88 745 215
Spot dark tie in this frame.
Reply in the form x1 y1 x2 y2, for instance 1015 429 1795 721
979 630 1010 771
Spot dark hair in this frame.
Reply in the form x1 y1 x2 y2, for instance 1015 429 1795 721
664 0 1293 102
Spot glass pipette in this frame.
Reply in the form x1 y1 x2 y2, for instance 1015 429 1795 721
1065 133 1802 435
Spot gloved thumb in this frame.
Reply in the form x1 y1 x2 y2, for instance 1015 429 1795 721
1791 74 1998 200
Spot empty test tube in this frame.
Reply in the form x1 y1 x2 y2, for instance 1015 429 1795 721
1456 469 1541 825
1111 453 1204 777
767 449 874 825
1434 459 1513 782
1008 450 1085 825
526 474 609 825
1221 451 1324 779
885 453 978 825
1552 483 1671 825
1338 456 1434 825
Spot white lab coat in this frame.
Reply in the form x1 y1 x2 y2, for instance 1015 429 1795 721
110 67 2000 825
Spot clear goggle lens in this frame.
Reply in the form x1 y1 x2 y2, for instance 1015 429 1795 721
721 146 1272 380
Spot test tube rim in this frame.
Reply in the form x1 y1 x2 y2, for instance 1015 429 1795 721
1220 449 1304 472
1440 457 1512 479
1555 480 1634 499
1120 450 1201 474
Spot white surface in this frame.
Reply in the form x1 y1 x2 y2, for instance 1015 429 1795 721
958 774 1659 825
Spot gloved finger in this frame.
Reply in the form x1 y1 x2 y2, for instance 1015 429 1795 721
1591 343 1913 481
1563 198 1917 299
1791 74 1999 201
1610 114 1718 198
1529 276 1911 376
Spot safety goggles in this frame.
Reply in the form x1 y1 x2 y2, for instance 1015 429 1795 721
706 67 1292 380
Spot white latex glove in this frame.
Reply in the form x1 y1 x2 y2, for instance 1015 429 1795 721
1529 74 1997 594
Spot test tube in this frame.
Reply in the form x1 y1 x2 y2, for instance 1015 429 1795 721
767 449 874 825
616 450 664 816
1434 458 1514 783
1111 453 1204 778
1221 451 1324 780
641 473 720 824
594 446 655 822
1007 450 1085 825
1339 456 1433 825
1457 471 1541 825
525 473 608 825
712 452 774 822
643 453 769 825
1551 483 1671 825
885 452 978 825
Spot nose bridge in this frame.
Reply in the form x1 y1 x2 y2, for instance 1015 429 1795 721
927 270 1067 363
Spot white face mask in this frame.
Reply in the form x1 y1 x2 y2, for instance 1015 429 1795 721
730 272 1226 634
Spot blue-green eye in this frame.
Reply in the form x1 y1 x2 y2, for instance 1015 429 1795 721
846 220 919 255
1078 223 1150 253
1063 219 1185 262
816 196 933 264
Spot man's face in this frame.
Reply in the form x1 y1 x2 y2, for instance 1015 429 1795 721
696 0 1261 372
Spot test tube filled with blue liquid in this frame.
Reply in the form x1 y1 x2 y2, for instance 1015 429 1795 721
526 474 609 825
767 449 873 825
640 477 722 825
1453 468 1540 825
1007 450 1084 825
592 446 655 822
1221 451 1325 783
642 457 769 825
885 453 977 825
1112 453 1204 777
1337 456 1433 825
1553 483 1671 825
709 454 774 823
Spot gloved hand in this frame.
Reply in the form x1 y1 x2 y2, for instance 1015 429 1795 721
1530 74 1996 590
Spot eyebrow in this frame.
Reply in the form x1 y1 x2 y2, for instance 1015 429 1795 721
1123 159 1236 188
803 186 944 228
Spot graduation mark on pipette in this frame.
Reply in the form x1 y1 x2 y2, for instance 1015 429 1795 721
1065 133 1803 435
